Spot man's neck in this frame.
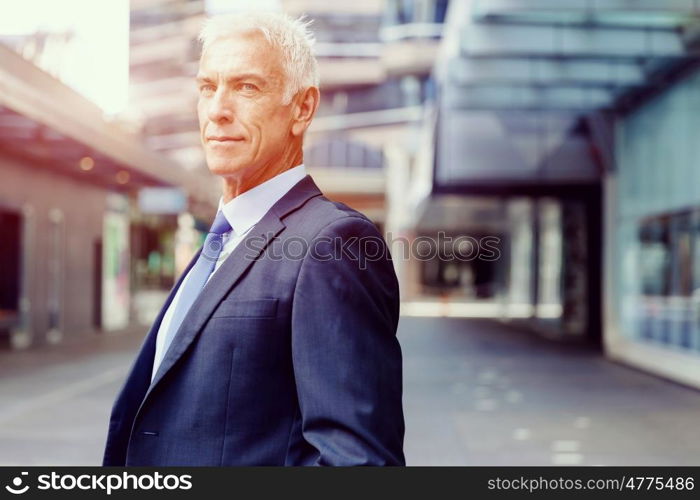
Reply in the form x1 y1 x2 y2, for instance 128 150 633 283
221 151 303 203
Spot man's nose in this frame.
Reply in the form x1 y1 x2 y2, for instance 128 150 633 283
207 90 234 123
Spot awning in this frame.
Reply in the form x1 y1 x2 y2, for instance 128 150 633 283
0 44 217 212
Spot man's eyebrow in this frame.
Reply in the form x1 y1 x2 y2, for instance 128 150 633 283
196 74 214 84
226 73 267 85
195 73 267 85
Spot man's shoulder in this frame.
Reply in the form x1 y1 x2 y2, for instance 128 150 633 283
285 194 380 239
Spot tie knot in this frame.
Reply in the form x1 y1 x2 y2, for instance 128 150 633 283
209 211 232 235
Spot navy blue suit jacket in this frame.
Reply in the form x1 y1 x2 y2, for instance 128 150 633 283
102 175 404 466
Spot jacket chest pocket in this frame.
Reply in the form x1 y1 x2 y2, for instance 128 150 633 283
211 298 278 319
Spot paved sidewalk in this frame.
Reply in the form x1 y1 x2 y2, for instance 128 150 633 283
0 316 699 465
402 317 700 465
0 328 145 466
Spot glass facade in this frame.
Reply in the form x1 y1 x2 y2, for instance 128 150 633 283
615 68 700 354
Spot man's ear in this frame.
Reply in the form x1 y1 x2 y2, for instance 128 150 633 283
291 86 320 137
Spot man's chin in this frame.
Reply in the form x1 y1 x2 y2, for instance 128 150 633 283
206 161 248 177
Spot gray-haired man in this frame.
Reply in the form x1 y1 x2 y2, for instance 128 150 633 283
102 11 404 466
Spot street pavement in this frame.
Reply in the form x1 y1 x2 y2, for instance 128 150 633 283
1 315 699 466
401 317 700 465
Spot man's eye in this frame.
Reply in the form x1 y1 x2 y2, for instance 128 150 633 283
240 83 258 92
200 84 216 95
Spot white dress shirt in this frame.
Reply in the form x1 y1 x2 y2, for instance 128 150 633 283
151 164 307 381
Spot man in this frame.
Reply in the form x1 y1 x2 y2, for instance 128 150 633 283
102 11 404 466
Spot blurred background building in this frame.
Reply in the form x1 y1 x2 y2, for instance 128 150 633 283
422 0 700 388
2 0 700 465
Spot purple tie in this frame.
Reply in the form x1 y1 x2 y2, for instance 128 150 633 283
155 210 232 371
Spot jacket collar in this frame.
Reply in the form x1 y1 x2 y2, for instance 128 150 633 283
217 164 307 237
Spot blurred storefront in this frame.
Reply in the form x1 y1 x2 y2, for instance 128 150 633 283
0 43 216 349
606 65 700 387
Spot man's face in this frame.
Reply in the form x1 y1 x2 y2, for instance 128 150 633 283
197 32 294 179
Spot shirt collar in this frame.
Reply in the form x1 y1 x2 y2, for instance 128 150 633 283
217 164 307 236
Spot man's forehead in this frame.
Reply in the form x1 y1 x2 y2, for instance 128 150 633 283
199 33 283 76
201 31 272 60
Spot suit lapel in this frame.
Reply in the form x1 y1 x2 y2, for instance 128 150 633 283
140 174 323 404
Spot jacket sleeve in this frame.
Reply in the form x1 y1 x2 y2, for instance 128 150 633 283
290 215 405 465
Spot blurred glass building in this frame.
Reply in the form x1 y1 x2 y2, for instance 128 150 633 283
404 0 700 388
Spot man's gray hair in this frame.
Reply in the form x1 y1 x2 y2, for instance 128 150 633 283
198 11 320 104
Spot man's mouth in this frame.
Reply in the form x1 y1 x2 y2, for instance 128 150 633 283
207 136 242 143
